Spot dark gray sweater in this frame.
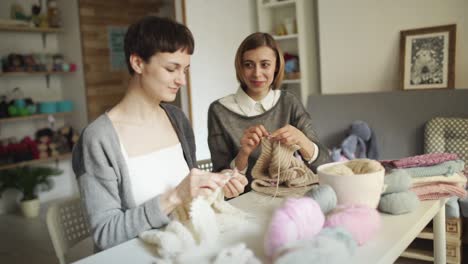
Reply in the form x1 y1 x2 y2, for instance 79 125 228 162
72 103 196 251
208 91 330 191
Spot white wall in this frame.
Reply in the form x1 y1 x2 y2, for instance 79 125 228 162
185 0 257 159
318 0 468 94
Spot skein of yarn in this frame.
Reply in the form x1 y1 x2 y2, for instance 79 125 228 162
382 170 412 194
304 184 337 214
379 191 420 215
275 227 357 264
264 197 325 258
324 205 381 246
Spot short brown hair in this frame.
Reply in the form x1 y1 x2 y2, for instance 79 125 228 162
234 32 284 90
124 16 194 75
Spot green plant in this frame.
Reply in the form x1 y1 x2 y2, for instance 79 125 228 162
6 166 62 201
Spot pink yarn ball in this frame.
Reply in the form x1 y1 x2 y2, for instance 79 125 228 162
324 205 381 245
264 197 325 257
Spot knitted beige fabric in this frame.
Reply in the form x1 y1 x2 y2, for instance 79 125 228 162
251 138 318 197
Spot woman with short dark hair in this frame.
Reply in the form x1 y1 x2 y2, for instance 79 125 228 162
72 16 234 251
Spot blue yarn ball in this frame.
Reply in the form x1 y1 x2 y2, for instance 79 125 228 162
378 191 420 215
305 184 337 214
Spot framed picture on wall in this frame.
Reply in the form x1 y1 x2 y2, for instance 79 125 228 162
400 24 456 90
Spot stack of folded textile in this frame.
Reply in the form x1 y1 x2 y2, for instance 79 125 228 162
381 153 467 202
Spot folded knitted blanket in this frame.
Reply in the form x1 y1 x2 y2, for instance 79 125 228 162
251 138 318 197
411 182 467 201
394 160 465 178
411 172 467 186
380 153 459 169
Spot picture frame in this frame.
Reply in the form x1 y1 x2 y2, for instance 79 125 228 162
400 24 456 90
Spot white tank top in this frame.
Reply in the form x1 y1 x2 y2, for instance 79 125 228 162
121 143 189 206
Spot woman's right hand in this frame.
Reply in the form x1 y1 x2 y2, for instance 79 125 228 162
161 168 229 214
234 125 269 172
174 168 229 204
239 125 269 156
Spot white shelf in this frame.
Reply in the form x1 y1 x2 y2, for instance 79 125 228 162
0 24 62 33
263 0 296 8
257 0 320 104
273 34 298 41
0 153 72 171
0 112 73 124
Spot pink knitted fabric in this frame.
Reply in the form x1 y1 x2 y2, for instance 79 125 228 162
264 197 324 258
380 153 459 169
324 205 381 246
411 183 467 200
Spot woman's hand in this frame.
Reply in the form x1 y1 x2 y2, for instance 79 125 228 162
235 125 269 171
161 168 229 214
270 125 315 161
270 124 305 146
175 168 230 202
221 169 248 198
239 125 270 156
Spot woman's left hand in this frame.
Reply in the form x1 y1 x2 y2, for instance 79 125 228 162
222 169 248 198
270 125 316 161
270 124 306 147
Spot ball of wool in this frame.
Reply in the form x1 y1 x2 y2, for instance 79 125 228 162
264 197 325 257
275 227 357 264
324 205 380 245
379 191 420 215
321 163 355 176
382 170 412 194
346 159 384 174
304 184 337 214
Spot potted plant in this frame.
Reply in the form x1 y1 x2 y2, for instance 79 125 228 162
7 166 62 218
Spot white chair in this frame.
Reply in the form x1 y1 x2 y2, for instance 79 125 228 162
46 197 93 264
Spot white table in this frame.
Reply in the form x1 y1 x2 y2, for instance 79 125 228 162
74 192 447 264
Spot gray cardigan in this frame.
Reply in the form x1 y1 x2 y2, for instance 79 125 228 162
72 103 196 251
208 91 330 192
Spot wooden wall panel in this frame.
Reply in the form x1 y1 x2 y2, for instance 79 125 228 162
79 0 164 121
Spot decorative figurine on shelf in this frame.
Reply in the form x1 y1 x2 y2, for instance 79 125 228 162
25 98 37 115
31 3 42 27
22 137 39 160
57 126 79 151
33 54 47 72
23 54 37 72
47 0 61 28
35 128 54 159
10 3 30 22
6 54 25 72
4 87 32 117
39 14 49 28
0 96 8 118
52 54 64 71
71 63 77 72
0 141 9 165
275 23 286 36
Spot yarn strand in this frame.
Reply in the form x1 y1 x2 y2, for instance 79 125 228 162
272 140 281 199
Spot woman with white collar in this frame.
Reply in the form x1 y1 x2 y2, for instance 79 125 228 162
207 32 330 197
